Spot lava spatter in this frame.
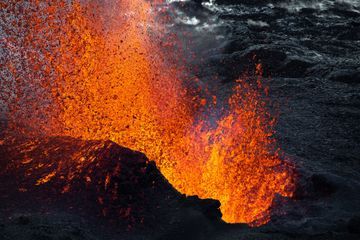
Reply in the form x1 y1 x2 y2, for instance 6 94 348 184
0 0 295 225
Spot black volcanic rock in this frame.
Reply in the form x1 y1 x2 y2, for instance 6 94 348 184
310 173 338 197
0 134 222 233
208 43 318 80
328 69 360 85
215 0 283 5
278 58 314 78
348 215 360 234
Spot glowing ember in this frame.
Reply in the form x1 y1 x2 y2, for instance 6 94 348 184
0 0 295 225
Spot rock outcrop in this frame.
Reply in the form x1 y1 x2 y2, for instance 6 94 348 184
0 134 222 233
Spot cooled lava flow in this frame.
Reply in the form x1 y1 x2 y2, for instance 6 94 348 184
0 0 295 225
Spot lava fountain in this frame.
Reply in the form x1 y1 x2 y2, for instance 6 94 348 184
0 0 295 225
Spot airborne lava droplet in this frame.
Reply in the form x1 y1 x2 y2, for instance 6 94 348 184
36 171 56 186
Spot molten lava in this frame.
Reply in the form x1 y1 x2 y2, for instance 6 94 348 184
1 0 295 225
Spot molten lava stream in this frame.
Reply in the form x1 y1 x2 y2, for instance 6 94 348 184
2 0 295 225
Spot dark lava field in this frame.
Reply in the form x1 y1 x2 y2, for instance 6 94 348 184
1 0 360 240
168 0 360 239
169 0 360 238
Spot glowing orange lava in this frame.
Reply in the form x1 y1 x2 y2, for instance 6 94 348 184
1 0 295 225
